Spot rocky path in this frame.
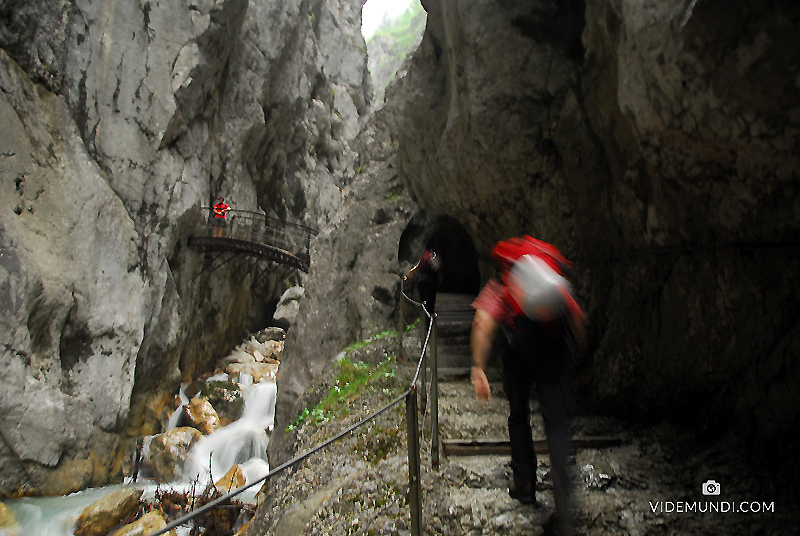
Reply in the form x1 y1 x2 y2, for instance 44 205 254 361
402 294 795 535
247 321 796 536
416 366 795 536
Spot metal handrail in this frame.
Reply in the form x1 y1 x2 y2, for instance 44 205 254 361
400 278 440 467
197 208 317 259
147 277 436 536
203 207 319 237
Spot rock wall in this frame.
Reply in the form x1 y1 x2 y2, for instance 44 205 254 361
0 0 371 497
581 0 800 444
392 0 800 459
269 105 421 465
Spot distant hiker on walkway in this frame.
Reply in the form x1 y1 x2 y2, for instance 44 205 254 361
404 248 442 331
470 236 586 535
213 197 231 237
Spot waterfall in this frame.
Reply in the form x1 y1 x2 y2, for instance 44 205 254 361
183 381 276 488
3 378 277 535
166 383 190 430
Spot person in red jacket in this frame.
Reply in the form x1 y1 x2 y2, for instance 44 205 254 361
404 249 442 331
471 236 586 535
212 197 231 237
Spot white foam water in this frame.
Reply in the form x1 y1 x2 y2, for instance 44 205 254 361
4 379 277 535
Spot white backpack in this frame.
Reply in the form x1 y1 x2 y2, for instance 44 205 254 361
507 254 571 321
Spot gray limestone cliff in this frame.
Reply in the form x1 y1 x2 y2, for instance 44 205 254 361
0 0 371 496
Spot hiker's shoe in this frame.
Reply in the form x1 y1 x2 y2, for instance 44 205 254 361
508 482 537 505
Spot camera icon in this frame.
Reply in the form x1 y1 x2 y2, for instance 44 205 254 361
702 480 721 496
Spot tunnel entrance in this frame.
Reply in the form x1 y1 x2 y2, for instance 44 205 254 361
398 213 481 296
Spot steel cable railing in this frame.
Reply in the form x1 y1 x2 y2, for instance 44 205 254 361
399 279 440 466
147 279 437 536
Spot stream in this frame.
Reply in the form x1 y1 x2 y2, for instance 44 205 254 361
2 374 277 536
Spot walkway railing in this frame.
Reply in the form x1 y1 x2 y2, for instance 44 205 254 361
188 208 319 273
148 279 438 536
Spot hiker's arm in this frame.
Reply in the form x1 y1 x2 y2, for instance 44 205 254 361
471 309 497 401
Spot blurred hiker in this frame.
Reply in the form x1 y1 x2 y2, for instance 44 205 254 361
470 236 586 535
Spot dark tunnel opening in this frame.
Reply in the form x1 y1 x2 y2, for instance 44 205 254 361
398 213 481 296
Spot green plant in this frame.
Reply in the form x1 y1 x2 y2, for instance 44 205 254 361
286 356 398 432
366 2 425 46
405 318 421 332
342 329 397 354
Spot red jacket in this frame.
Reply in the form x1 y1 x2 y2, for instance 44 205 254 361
213 202 230 218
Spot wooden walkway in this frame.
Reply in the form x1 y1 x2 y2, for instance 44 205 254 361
188 209 318 273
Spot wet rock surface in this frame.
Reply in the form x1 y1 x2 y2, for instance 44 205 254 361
108 510 172 536
74 486 142 536
148 427 204 483
187 398 222 435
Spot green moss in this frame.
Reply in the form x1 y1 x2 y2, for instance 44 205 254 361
342 329 397 354
287 356 399 432
199 379 244 421
357 426 401 464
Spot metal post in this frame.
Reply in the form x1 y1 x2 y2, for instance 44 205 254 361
420 303 425 354
431 315 439 468
406 388 422 536
419 308 427 414
399 280 405 362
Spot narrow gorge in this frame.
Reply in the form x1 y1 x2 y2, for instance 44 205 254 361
0 0 798 534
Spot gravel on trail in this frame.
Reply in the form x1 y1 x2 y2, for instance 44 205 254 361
246 333 796 536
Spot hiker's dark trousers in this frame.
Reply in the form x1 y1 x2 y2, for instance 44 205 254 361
502 316 575 518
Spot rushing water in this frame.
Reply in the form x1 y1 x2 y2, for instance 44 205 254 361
184 381 276 489
2 486 126 536
2 375 276 536
166 383 190 430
